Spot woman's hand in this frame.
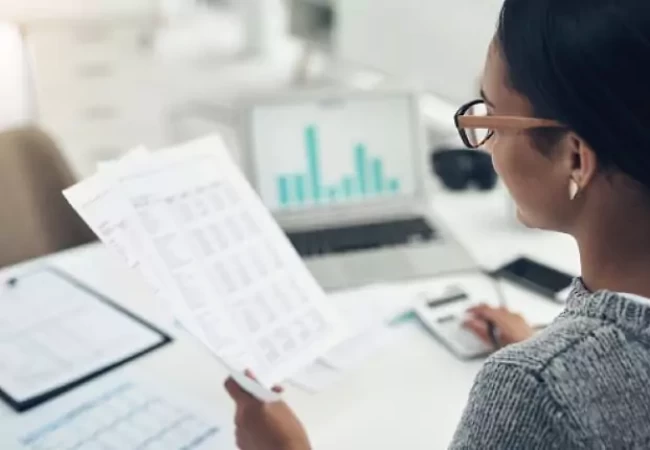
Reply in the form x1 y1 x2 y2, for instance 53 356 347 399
463 304 535 347
224 374 311 450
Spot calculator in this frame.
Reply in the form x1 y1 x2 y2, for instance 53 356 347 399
414 285 495 360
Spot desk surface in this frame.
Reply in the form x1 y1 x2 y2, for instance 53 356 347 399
0 187 579 450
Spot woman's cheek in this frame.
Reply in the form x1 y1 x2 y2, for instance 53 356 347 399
486 138 503 177
489 138 525 204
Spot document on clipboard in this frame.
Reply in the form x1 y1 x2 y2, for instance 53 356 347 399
0 269 171 412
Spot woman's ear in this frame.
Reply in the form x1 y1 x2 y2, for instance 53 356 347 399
567 133 598 191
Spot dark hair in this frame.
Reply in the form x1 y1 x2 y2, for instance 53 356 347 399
497 0 650 191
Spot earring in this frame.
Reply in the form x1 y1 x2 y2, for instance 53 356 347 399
569 179 579 200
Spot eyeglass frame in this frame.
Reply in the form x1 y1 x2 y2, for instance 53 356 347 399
454 99 564 148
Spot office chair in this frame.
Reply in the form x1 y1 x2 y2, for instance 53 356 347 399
0 126 95 268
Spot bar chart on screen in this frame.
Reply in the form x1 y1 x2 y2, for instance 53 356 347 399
251 94 417 210
276 125 403 208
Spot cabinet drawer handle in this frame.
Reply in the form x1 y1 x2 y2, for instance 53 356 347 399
74 29 111 44
77 63 115 79
82 106 119 121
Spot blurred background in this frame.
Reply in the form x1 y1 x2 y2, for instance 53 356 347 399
0 0 504 173
0 0 508 267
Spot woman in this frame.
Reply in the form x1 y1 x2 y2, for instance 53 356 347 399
225 0 650 447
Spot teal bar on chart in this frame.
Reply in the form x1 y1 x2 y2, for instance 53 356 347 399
274 125 404 208
305 126 321 202
354 144 368 195
342 177 354 198
278 177 290 206
328 187 338 201
294 175 306 203
371 159 384 194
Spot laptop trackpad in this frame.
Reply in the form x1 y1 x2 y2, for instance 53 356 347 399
341 250 414 285
306 257 351 291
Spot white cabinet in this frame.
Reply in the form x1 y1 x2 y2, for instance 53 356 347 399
0 0 159 22
24 20 166 177
0 23 31 129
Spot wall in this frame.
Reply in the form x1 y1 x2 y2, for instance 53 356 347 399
336 0 504 106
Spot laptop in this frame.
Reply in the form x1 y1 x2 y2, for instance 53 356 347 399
240 89 476 290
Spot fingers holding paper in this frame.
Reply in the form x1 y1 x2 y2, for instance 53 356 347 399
243 369 284 394
225 373 311 450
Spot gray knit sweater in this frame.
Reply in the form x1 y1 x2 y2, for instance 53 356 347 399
450 279 650 449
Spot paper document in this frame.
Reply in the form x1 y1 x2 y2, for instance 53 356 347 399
4 376 234 450
0 270 168 408
64 135 345 400
317 285 410 371
290 361 343 394
330 284 412 335
321 325 395 370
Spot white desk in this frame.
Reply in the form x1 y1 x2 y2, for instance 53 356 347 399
0 186 579 450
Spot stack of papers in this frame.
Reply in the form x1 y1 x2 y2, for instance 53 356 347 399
290 284 413 393
321 284 410 369
63 135 346 401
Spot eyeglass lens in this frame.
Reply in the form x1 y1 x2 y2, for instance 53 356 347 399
463 102 492 148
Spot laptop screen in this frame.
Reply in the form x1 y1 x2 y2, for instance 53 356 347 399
249 93 419 213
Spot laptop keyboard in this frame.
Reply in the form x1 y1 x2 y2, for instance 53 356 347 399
287 217 438 258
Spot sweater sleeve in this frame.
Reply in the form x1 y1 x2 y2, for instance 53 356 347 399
449 361 574 449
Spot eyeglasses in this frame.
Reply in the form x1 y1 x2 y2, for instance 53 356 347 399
454 99 564 149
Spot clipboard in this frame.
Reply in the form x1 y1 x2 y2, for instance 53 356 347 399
0 268 172 412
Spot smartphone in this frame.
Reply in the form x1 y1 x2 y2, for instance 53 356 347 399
492 257 574 302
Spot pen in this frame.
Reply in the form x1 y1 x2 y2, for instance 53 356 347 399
487 276 506 349
487 320 500 348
